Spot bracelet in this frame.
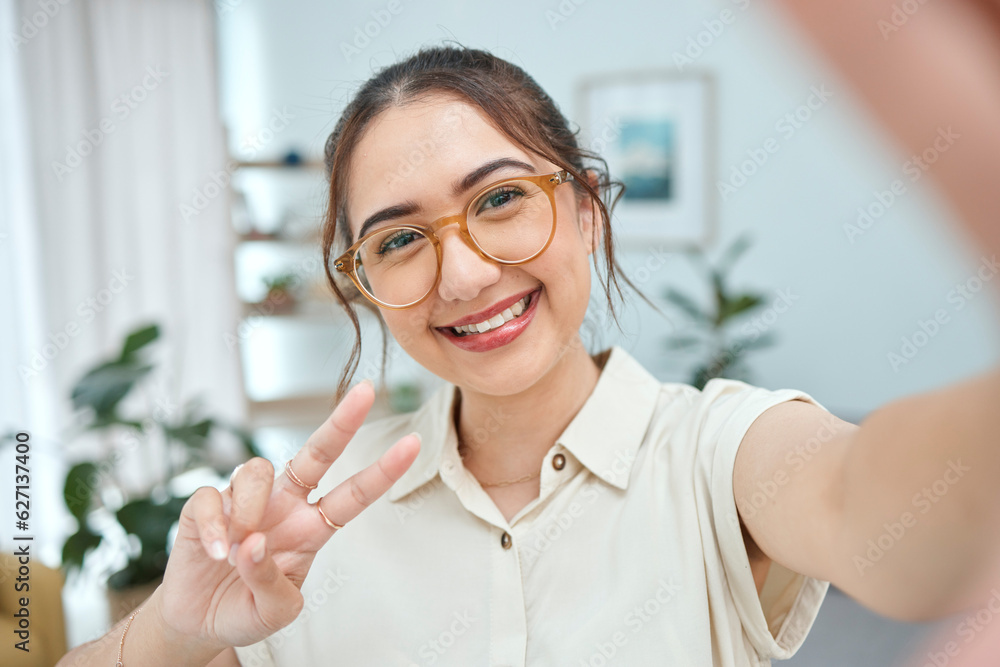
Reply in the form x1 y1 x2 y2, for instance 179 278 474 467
115 607 142 667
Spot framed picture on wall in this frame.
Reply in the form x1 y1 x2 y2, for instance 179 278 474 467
577 71 715 248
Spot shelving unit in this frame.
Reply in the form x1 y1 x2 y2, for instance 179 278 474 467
229 158 348 432
227 157 440 447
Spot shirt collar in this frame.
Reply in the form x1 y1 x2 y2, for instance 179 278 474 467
387 346 662 502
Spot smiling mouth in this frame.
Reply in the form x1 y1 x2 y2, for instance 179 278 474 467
448 293 533 337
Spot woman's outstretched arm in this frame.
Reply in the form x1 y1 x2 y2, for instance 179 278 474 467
769 0 1000 260
735 372 1000 620
733 0 1000 622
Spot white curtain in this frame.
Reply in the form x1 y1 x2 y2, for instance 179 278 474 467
1 0 245 563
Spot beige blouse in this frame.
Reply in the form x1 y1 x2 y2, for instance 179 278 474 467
234 346 829 666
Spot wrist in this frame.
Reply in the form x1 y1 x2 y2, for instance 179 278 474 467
145 586 229 664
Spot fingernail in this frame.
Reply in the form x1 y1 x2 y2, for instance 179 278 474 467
251 535 266 563
210 540 227 561
408 431 422 444
359 378 374 390
228 542 240 566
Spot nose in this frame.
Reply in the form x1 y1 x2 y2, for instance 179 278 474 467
436 227 502 302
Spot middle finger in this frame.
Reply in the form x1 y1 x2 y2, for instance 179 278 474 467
278 380 376 496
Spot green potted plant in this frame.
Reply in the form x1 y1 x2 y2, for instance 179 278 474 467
260 272 300 314
61 323 259 619
663 234 778 389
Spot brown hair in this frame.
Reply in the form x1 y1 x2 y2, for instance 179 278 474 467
321 45 641 401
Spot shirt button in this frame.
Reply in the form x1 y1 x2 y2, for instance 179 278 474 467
500 532 512 549
552 453 566 471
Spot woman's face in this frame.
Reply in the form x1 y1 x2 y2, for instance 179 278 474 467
345 95 598 396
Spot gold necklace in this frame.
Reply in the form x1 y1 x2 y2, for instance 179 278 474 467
457 441 541 488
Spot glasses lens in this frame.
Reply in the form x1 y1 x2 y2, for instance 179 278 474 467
466 179 554 262
356 226 438 307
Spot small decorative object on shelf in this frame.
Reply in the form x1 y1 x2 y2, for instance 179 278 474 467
662 234 777 389
260 272 300 315
241 228 282 241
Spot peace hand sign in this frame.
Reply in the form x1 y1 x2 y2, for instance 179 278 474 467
151 381 420 649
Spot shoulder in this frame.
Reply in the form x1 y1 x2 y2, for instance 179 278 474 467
637 375 830 473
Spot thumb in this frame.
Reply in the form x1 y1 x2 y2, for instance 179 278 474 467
235 533 304 630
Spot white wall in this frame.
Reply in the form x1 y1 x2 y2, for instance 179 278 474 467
216 0 999 420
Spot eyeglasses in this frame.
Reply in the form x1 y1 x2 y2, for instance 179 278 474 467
334 170 573 309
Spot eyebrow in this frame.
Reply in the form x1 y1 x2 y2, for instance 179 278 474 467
355 157 538 240
452 157 537 197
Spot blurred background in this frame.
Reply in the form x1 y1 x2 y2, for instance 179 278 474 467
1 0 997 664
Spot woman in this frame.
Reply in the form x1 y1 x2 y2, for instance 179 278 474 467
58 44 1000 667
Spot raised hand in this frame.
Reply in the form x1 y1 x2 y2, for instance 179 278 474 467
151 380 420 649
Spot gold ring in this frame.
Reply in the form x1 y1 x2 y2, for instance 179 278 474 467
316 501 344 531
285 460 318 490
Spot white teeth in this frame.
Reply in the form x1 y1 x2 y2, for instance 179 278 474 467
451 295 530 336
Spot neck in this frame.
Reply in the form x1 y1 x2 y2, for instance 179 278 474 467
454 338 602 487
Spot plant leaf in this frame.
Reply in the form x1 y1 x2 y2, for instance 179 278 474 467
735 332 777 352
665 335 704 350
719 293 764 322
63 462 100 520
164 418 213 451
70 361 153 418
719 234 753 269
119 324 160 361
116 497 187 549
61 528 102 572
663 289 710 324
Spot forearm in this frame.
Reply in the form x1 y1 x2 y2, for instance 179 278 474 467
56 587 227 667
772 0 1000 262
836 367 1000 619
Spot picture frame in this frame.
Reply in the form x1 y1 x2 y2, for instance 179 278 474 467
577 71 716 248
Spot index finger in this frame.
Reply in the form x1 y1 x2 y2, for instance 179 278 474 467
280 380 376 495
